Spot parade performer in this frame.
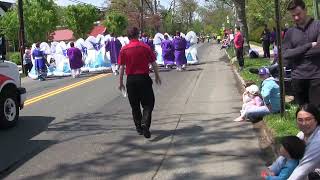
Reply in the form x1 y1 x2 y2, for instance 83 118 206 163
185 31 199 64
118 27 161 139
141 33 155 51
32 42 48 81
105 33 122 75
173 31 187 71
161 34 174 68
67 42 84 78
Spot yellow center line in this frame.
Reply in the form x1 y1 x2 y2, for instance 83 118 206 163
25 73 110 106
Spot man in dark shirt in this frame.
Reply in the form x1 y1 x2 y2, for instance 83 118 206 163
261 25 271 58
283 0 320 108
118 27 161 139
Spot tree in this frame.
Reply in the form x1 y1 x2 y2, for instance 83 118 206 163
192 19 203 34
197 3 234 35
0 0 59 44
103 11 128 36
0 9 19 46
177 0 198 30
105 0 159 33
64 4 99 39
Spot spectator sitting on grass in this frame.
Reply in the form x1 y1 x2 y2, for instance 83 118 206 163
234 84 264 122
249 48 259 58
261 136 306 180
244 67 280 121
288 104 320 180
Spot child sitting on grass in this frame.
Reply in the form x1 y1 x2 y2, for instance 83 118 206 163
261 136 306 180
234 84 263 122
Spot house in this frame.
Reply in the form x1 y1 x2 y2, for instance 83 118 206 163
49 29 75 42
89 23 107 37
49 24 107 42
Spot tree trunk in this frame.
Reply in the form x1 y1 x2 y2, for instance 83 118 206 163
233 0 250 50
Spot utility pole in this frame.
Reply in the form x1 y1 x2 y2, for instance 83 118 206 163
140 0 144 32
154 0 157 14
275 0 286 116
314 0 319 19
18 0 26 74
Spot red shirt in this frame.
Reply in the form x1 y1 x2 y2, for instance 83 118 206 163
234 32 244 49
118 39 156 75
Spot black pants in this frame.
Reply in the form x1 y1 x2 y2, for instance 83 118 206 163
126 75 155 130
236 47 244 67
262 42 270 58
292 79 320 108
24 63 33 76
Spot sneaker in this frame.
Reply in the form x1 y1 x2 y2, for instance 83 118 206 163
233 117 245 122
142 126 151 138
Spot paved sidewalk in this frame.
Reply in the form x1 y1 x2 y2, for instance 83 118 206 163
152 43 265 179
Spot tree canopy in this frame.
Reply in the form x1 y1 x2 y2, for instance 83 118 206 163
0 0 59 44
103 11 128 36
64 4 100 39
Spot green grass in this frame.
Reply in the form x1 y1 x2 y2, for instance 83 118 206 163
226 47 236 58
239 57 270 86
264 104 299 139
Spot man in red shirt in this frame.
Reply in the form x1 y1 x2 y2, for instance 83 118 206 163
234 27 244 71
118 27 161 139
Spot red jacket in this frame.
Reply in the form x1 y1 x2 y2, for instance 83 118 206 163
234 32 244 49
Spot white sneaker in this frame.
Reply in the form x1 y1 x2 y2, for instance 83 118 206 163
233 117 245 122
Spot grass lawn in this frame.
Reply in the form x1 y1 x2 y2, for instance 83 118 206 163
226 47 235 58
264 104 299 140
225 48 299 139
239 58 270 86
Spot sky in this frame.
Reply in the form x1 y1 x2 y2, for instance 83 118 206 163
1 0 201 9
54 0 172 9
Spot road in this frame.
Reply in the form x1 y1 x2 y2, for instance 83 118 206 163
0 43 265 180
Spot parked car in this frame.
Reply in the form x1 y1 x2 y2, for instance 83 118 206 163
0 60 26 128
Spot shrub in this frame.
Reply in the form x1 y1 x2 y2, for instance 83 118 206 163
8 52 21 65
249 26 264 43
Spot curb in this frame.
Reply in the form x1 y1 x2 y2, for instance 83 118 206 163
224 49 278 164
224 49 245 92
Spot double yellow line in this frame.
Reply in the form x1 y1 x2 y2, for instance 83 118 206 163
25 73 110 106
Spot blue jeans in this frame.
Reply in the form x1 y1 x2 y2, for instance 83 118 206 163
245 105 270 120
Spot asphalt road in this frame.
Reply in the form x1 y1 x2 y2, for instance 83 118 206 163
0 42 265 180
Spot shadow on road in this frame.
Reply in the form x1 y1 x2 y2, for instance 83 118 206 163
0 116 56 178
7 111 265 180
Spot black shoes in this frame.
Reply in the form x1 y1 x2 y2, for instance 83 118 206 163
135 125 151 138
142 126 151 139
136 127 143 135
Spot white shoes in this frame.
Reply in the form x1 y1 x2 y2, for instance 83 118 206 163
233 117 245 122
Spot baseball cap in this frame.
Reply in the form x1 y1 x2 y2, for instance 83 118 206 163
258 67 270 75
247 85 260 95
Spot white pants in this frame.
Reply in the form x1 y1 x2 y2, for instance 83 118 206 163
71 68 81 78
